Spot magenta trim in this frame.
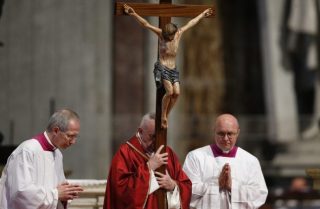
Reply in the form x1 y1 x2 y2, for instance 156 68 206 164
33 133 55 152
210 144 237 158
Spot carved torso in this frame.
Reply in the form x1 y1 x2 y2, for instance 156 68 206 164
159 30 182 69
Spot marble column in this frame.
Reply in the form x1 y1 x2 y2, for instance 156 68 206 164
258 0 299 143
0 0 113 178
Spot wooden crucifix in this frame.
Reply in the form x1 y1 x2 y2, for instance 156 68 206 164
115 1 215 209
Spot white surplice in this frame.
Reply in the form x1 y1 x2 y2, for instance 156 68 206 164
183 145 268 209
0 138 65 209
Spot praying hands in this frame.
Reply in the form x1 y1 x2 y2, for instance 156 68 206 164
219 163 232 192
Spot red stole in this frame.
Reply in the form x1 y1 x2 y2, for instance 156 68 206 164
33 133 55 152
210 144 238 158
103 136 191 209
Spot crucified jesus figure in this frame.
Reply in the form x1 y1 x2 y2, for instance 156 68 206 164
124 4 213 129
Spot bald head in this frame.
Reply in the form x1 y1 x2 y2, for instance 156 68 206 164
214 114 240 151
215 114 239 131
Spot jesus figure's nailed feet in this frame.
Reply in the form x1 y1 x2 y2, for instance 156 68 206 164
161 117 168 129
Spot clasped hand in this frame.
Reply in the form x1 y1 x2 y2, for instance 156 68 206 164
219 163 232 192
155 170 176 191
147 145 168 171
57 182 84 201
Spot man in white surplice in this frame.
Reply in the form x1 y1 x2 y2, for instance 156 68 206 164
0 108 83 209
183 114 268 209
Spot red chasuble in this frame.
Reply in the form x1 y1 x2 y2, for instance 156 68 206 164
103 136 191 209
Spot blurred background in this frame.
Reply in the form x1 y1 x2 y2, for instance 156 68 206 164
1 0 320 208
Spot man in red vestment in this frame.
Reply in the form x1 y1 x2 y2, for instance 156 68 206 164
103 113 191 209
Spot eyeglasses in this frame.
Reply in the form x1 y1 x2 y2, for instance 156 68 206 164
215 131 238 139
61 131 79 141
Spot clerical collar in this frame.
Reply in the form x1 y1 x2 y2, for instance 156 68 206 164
44 131 56 149
136 132 143 144
33 132 56 152
210 144 237 158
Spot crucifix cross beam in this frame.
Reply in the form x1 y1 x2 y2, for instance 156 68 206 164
115 2 215 18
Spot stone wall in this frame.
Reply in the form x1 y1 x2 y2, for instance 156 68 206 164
0 0 113 178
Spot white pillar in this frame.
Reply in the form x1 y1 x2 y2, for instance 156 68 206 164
258 0 299 143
